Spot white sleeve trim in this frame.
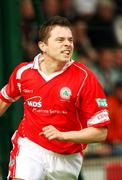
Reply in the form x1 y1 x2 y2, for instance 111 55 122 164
87 110 110 127
1 86 17 102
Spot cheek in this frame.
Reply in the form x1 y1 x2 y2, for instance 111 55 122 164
47 47 60 57
49 44 61 53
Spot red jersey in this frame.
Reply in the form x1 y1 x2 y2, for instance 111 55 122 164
0 54 110 154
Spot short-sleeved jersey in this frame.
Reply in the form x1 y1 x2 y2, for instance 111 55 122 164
0 54 110 154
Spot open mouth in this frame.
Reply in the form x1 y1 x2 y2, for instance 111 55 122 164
61 50 70 55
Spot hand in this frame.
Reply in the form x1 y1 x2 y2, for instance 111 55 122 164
39 125 64 141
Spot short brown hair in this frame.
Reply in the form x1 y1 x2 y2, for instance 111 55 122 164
38 16 72 43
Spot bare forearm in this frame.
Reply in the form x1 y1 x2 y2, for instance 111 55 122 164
41 125 108 144
62 127 108 144
0 99 11 117
0 108 7 117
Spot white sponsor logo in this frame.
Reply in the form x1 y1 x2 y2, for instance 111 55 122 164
32 108 67 114
27 101 42 107
26 96 42 107
23 89 33 93
60 87 72 100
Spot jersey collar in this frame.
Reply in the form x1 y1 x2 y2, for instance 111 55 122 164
32 53 74 72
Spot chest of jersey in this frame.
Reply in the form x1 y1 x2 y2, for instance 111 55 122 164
19 66 86 113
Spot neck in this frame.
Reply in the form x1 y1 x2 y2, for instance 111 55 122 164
39 57 68 75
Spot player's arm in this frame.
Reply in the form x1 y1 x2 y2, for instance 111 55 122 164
0 98 12 117
0 63 25 117
40 125 108 143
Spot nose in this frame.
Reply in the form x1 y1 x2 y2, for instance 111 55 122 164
64 39 71 46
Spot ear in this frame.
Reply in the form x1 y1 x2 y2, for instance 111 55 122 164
38 41 47 53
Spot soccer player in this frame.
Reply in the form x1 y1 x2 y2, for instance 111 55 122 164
0 16 110 180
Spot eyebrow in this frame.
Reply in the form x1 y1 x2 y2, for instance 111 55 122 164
55 37 73 40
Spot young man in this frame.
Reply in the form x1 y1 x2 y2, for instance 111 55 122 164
0 16 110 180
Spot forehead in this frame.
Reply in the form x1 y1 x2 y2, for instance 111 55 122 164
49 26 73 38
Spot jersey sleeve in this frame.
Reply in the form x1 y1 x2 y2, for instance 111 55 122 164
78 70 110 128
0 64 22 103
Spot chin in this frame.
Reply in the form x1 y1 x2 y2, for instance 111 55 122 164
63 56 71 62
57 55 71 63
61 59 70 63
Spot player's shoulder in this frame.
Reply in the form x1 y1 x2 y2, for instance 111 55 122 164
72 61 96 77
12 61 33 79
15 61 33 70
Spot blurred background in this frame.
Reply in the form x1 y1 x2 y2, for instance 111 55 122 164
0 0 122 179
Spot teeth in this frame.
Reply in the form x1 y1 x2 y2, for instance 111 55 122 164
64 50 70 55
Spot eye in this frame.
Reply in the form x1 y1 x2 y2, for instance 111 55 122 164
56 38 64 42
68 38 73 42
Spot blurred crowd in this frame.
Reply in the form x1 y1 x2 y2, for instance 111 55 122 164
20 0 122 157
